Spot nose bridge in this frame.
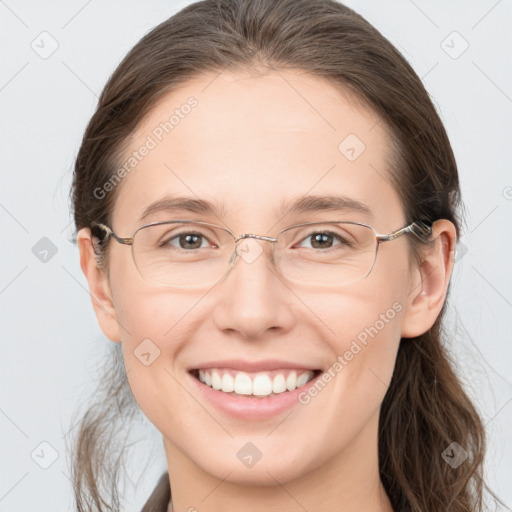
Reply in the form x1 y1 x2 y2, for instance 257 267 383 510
214 231 291 340
230 232 278 267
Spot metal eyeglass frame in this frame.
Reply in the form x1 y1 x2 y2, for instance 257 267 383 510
90 219 433 286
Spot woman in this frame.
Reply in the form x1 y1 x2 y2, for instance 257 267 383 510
69 0 503 510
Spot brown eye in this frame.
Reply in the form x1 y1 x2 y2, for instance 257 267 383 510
160 232 209 250
297 231 351 250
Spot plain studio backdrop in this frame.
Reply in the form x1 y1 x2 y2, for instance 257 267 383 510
1 1 511 511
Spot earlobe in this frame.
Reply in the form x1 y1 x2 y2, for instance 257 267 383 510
400 220 456 339
77 228 122 343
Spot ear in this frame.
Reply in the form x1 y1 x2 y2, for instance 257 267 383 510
400 219 457 338
77 228 122 343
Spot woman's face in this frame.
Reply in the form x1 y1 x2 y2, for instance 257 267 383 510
89 70 423 485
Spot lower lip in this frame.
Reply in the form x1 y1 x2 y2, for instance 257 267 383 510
187 370 323 421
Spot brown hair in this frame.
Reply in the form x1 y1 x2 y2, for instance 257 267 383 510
68 0 504 510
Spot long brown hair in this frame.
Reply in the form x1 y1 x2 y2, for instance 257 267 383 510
68 0 504 510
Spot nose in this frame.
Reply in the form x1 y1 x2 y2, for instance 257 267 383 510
212 236 295 341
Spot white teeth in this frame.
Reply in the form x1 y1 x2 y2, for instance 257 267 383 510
252 374 273 396
296 372 311 388
286 370 297 391
211 370 222 391
196 368 316 397
221 373 234 392
234 373 252 395
272 374 287 394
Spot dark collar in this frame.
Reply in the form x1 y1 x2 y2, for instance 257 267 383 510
140 472 171 512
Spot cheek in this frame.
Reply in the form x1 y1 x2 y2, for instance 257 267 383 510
114 290 197 371
337 302 403 393
112 281 213 415
318 289 403 391
116 294 191 431
111 257 201 345
297 296 403 457
303 258 407 419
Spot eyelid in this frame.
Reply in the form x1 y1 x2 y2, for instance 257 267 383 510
155 223 227 249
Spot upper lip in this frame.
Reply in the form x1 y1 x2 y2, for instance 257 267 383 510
189 359 322 373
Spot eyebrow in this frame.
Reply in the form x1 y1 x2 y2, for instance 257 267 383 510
138 194 372 223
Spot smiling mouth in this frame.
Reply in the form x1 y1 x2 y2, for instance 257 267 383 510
189 368 323 398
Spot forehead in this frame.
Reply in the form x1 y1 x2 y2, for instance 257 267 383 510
111 70 403 231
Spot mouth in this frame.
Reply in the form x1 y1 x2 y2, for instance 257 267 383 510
188 368 323 398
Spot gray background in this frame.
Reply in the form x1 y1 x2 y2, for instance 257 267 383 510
1 0 511 510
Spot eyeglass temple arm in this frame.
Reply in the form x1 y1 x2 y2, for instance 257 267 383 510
376 221 433 242
90 220 433 247
91 222 133 245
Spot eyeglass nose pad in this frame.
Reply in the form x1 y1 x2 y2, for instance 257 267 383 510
228 246 238 265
